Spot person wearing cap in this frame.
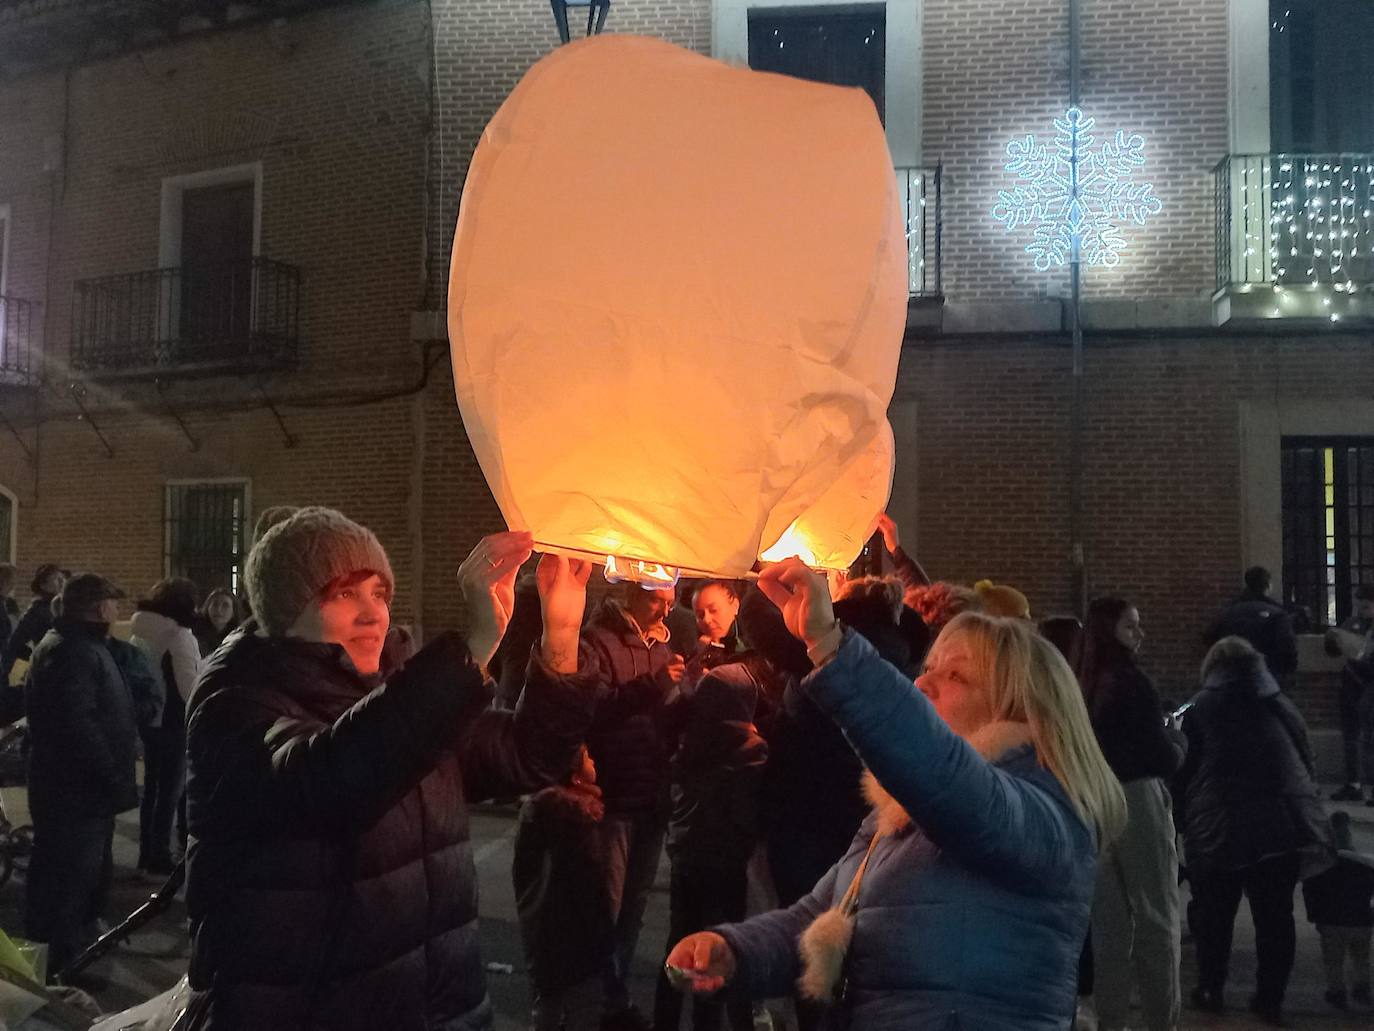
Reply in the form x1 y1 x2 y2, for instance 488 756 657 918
24 572 139 977
184 507 597 1030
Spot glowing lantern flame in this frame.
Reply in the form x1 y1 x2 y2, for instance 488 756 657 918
604 556 681 588
758 524 819 567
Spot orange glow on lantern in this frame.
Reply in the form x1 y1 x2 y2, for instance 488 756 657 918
449 36 905 578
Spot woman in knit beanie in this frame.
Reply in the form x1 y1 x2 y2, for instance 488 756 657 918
184 507 598 1030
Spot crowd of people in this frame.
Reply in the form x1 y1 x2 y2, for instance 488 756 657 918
0 511 1371 1031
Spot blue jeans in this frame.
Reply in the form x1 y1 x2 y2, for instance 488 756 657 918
139 722 186 867
596 812 666 1013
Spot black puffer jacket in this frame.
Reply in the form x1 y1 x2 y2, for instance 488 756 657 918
1174 648 1328 875
1082 652 1185 783
1204 590 1299 677
185 628 595 1031
761 675 868 904
582 600 676 815
25 618 139 819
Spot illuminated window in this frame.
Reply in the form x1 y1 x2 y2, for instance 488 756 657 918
1281 437 1374 627
164 481 249 596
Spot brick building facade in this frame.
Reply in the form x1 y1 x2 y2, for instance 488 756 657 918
0 1 1367 764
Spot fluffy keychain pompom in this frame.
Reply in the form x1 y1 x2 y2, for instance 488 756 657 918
797 906 857 1001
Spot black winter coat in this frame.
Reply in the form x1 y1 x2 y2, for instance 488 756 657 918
582 601 676 815
1204 591 1299 677
185 628 595 1031
666 664 767 868
25 618 139 819
512 782 612 994
3 596 54 681
1174 649 1328 875
1303 855 1374 928
761 675 868 904
1082 653 1185 783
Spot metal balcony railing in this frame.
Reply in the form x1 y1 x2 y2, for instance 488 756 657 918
0 295 35 385
1215 153 1374 293
71 257 299 376
898 165 942 297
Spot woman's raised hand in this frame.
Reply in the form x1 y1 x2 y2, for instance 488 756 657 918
537 553 594 673
664 932 737 994
757 558 840 650
458 531 534 669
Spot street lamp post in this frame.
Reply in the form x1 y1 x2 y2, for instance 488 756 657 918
550 0 610 44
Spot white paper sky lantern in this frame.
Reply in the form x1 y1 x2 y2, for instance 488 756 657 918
448 35 906 580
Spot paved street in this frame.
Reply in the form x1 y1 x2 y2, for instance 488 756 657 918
1 787 1372 1029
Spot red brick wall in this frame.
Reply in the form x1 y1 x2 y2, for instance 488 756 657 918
0 0 439 625
921 0 1229 303
897 327 1374 715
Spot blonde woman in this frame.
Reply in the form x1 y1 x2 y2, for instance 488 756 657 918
666 558 1125 1031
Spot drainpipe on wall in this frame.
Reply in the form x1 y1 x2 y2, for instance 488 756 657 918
1068 0 1087 618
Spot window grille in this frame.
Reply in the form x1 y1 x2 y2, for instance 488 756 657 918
164 482 249 596
1281 437 1374 626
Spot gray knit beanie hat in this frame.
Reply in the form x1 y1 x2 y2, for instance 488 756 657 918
245 506 394 636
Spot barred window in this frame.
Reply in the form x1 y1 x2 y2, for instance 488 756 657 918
164 481 249 596
1281 437 1374 627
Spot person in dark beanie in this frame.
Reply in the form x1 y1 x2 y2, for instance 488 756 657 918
1204 566 1298 683
1302 811 1374 1010
129 578 203 876
24 572 139 977
185 507 599 1030
0 563 65 718
513 746 613 1031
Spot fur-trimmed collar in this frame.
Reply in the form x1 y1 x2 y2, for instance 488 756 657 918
861 720 1034 836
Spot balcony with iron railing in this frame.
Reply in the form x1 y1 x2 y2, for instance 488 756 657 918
0 294 36 387
898 164 942 301
1214 153 1374 321
71 258 300 376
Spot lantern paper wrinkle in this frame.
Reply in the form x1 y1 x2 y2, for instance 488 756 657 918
449 35 905 577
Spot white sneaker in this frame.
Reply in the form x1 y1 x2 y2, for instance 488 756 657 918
1074 1001 1100 1031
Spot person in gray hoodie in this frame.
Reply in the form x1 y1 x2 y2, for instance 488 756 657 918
129 578 203 876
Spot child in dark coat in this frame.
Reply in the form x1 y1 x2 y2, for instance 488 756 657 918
654 664 767 1031
1303 811 1374 1009
512 746 613 1031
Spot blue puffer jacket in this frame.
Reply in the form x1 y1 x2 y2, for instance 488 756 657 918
716 632 1097 1031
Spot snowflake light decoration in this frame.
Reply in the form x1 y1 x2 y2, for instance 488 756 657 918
992 107 1162 270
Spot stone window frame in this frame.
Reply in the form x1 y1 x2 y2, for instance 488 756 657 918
157 162 263 272
0 484 16 565
711 0 924 168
